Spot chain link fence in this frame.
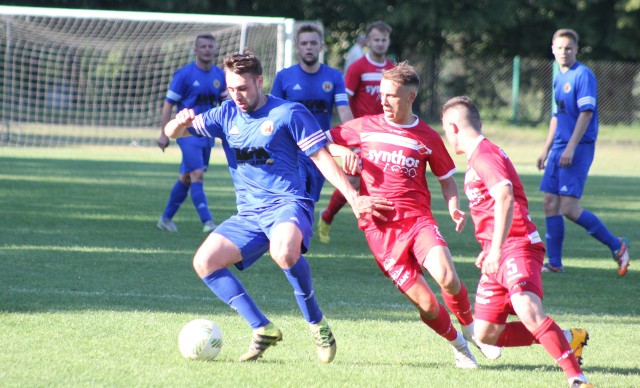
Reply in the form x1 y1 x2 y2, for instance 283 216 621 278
409 56 640 126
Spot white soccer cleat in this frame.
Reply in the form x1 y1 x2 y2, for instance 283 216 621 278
202 220 217 233
450 333 478 369
461 323 502 360
157 217 178 232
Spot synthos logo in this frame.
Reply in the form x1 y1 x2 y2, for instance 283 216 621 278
234 146 273 166
369 149 420 178
365 84 381 98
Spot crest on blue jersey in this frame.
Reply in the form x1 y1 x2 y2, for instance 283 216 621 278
322 81 334 92
214 79 221 88
260 120 275 136
563 82 572 93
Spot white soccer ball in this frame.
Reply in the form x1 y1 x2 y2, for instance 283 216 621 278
178 318 223 361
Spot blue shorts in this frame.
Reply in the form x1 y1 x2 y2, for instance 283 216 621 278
299 154 325 202
539 142 595 198
177 136 215 174
214 200 315 271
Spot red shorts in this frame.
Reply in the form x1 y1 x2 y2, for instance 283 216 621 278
364 216 447 293
474 241 545 324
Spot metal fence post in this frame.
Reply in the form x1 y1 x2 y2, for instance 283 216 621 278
512 55 521 124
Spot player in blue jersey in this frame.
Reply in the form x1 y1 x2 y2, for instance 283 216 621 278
156 34 227 234
536 29 630 276
164 52 393 363
271 23 354 203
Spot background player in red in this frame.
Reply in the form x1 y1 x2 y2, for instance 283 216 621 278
441 96 592 388
328 63 500 368
317 20 395 243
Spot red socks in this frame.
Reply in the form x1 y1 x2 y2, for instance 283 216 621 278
441 283 474 326
532 317 583 379
322 190 348 224
420 304 458 341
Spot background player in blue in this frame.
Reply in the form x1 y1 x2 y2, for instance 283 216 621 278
156 33 227 233
164 52 393 363
536 29 630 275
271 23 354 202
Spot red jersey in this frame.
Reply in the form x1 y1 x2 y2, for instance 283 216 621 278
344 54 395 118
329 114 456 227
465 137 542 248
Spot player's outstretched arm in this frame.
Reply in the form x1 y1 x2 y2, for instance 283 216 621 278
311 147 393 220
164 108 196 139
439 176 466 233
325 142 359 175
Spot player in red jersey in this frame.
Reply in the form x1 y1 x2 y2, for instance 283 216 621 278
317 21 396 244
441 96 592 388
327 62 501 368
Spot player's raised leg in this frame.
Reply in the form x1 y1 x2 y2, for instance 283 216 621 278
194 227 281 362
407 276 477 368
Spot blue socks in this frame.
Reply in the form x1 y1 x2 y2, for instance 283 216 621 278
162 179 189 220
283 256 323 324
202 258 323 329
162 180 213 224
190 181 213 223
203 269 269 329
545 215 564 267
575 210 621 252
546 210 622 266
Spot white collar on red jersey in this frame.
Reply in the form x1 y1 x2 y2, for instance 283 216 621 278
467 135 486 160
365 53 388 67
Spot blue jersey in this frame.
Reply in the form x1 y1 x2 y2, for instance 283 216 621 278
188 96 326 211
271 64 349 130
551 61 598 150
167 62 227 150
166 62 227 114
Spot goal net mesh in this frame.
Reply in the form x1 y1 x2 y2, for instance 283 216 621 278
0 7 293 147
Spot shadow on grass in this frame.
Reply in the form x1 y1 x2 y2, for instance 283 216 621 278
1 156 639 324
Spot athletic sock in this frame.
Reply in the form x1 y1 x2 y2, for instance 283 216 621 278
441 283 474 326
203 268 269 329
322 190 348 224
574 209 621 252
420 304 458 341
190 181 213 223
545 215 564 267
162 179 189 220
532 317 583 379
283 256 323 324
495 321 537 347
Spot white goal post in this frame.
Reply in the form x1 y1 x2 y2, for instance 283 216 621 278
0 6 296 146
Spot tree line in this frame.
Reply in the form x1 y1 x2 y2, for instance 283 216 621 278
8 0 640 63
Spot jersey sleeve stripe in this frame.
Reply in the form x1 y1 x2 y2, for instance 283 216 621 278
191 114 212 137
436 168 457 180
335 93 349 103
166 90 182 102
488 179 513 197
577 96 596 108
298 130 326 151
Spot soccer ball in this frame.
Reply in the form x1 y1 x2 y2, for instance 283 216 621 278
178 318 223 361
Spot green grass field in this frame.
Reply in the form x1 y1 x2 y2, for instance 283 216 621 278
1 125 639 387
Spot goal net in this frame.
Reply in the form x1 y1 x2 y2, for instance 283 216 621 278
0 6 295 147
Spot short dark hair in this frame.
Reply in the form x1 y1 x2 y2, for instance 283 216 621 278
296 23 323 42
223 51 263 76
553 28 579 45
195 33 216 45
441 96 482 130
366 21 392 36
382 61 419 89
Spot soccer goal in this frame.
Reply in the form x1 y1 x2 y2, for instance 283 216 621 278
0 6 295 147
